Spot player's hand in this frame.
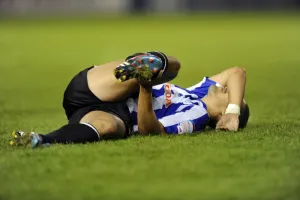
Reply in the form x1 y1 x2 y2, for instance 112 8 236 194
139 82 152 92
139 77 153 88
216 114 239 131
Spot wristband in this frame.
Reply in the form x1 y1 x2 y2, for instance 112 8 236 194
225 104 241 115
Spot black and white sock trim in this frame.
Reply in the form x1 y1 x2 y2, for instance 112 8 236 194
80 122 100 140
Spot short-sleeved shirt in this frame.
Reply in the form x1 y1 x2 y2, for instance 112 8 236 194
126 77 218 134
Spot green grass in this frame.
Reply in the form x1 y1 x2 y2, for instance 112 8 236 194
1 13 300 200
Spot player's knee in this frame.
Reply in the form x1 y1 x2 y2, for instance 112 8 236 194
231 67 246 76
168 56 181 72
100 120 126 140
101 120 119 135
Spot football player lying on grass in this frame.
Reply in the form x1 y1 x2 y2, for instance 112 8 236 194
10 51 250 148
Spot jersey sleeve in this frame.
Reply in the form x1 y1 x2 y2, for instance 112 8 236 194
186 77 221 99
158 105 210 134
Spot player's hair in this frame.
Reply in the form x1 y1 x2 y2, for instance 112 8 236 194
208 104 250 129
238 104 250 129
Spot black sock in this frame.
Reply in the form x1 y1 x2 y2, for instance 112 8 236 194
40 123 100 144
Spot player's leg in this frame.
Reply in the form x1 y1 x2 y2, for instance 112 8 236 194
41 111 126 143
88 61 139 102
79 110 127 140
10 111 127 148
88 52 181 102
40 110 126 142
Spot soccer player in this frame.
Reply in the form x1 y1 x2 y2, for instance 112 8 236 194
10 51 249 148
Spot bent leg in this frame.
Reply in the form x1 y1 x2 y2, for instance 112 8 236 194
37 111 126 145
88 54 181 102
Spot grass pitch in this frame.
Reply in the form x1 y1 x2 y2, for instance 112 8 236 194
0 13 300 200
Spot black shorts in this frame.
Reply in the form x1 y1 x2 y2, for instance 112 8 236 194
62 67 132 135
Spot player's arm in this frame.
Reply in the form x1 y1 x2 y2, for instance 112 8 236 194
210 67 246 107
210 67 246 131
137 84 166 136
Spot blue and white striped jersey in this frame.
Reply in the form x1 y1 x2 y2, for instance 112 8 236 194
126 77 219 134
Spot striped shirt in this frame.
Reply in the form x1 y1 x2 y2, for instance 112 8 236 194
126 77 219 134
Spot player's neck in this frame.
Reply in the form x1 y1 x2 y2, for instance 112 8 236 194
201 96 223 119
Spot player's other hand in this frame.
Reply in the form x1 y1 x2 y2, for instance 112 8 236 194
216 113 239 131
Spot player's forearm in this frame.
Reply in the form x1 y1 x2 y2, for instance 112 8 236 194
137 85 164 135
227 68 246 107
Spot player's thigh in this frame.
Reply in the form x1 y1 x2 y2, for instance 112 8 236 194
88 61 139 102
80 110 127 140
